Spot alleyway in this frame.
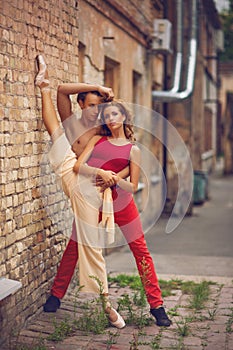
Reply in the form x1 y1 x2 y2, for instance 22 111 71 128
106 173 233 280
3 173 233 350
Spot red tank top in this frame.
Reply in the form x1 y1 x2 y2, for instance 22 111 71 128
87 136 133 173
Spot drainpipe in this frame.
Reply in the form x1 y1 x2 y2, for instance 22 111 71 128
170 0 183 93
152 0 197 233
161 0 183 182
152 0 197 102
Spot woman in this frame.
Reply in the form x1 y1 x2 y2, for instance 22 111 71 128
72 101 171 327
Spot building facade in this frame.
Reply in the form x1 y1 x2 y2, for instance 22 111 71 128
219 62 233 173
0 0 222 345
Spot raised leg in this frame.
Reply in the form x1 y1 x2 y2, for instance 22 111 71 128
35 55 60 138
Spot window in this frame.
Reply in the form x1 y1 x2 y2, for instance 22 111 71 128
104 57 120 98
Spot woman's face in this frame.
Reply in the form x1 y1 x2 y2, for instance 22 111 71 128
103 105 125 131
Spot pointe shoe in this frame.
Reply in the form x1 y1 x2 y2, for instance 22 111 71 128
35 54 50 89
108 308 126 329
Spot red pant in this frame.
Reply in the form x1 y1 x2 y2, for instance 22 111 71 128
51 199 163 309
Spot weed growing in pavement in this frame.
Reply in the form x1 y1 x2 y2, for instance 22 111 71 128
109 272 186 299
9 330 47 350
110 259 153 329
14 274 220 349
188 281 212 310
156 279 184 297
73 306 108 334
133 287 147 307
150 340 160 349
15 345 47 350
129 332 139 350
169 339 185 350
149 333 162 349
207 308 218 320
175 317 190 337
47 317 73 341
73 284 84 317
117 293 134 323
72 275 109 334
108 273 143 289
128 332 162 349
167 305 180 317
48 275 109 339
160 279 215 311
19 345 47 350
226 308 233 333
117 292 153 328
201 340 208 347
106 330 120 347
89 275 108 311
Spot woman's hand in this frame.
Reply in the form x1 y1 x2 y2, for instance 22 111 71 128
97 169 117 187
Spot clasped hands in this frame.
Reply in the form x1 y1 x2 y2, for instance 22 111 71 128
94 169 119 192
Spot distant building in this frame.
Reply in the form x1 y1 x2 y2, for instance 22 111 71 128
219 62 233 173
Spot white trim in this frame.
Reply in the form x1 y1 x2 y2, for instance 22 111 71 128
0 278 22 301
201 149 214 161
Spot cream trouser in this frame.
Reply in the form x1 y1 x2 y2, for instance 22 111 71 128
48 132 110 294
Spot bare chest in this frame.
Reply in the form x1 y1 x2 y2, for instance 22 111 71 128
72 128 97 157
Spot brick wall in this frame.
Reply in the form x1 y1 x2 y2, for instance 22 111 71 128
0 0 79 345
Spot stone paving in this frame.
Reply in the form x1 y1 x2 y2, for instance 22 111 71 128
3 276 233 350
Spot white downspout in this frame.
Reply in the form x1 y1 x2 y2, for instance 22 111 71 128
170 0 183 93
152 0 197 102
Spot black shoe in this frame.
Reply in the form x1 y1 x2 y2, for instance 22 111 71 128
43 295 61 313
150 307 172 327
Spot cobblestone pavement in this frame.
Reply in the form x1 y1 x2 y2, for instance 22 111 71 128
4 276 233 350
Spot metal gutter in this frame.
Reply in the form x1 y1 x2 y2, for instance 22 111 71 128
170 0 183 93
152 0 197 102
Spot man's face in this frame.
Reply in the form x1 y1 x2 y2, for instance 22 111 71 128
79 93 101 123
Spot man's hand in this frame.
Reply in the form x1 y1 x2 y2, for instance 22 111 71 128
93 175 112 192
98 85 114 101
94 175 105 187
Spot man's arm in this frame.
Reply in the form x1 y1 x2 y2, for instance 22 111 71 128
57 83 114 122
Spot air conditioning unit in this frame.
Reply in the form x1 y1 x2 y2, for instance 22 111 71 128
151 19 172 54
216 29 224 52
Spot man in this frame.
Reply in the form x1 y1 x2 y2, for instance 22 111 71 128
36 55 171 328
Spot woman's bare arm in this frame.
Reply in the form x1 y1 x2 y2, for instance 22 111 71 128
114 145 141 193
